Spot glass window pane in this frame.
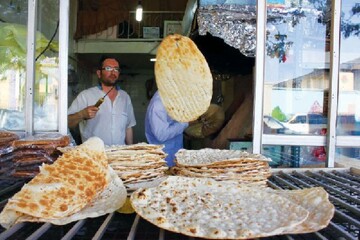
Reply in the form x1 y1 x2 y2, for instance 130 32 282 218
0 1 60 132
0 1 28 131
263 1 329 135
337 0 360 136
263 145 326 168
34 0 59 131
336 147 360 166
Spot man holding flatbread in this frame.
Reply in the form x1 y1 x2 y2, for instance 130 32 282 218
68 56 136 145
145 90 189 167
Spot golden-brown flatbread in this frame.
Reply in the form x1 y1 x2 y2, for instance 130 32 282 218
155 34 213 122
0 137 127 229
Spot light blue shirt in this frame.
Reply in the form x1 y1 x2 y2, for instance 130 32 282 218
145 91 189 167
68 86 136 146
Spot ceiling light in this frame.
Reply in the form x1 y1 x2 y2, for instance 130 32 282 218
150 58 156 62
136 1 143 22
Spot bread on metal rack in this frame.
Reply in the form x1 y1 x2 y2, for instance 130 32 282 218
0 137 127 229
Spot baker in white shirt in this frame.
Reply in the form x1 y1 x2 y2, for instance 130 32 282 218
68 56 136 145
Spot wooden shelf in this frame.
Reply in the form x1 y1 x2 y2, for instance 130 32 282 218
74 39 162 54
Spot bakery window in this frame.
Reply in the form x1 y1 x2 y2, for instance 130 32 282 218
0 1 68 134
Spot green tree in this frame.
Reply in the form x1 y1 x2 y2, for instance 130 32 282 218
271 106 287 122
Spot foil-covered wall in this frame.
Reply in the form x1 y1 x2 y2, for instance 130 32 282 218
197 0 324 58
197 3 257 57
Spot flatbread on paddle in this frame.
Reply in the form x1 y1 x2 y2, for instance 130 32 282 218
155 34 213 122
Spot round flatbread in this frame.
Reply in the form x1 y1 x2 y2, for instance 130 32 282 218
155 34 213 122
131 176 309 239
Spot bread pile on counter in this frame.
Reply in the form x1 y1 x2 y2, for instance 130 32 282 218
0 131 71 179
129 33 334 239
105 143 168 192
0 137 127 229
0 131 19 153
171 148 272 186
0 133 335 238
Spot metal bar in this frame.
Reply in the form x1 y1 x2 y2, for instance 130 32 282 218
0 223 25 239
253 0 267 153
271 175 300 190
26 222 52 240
267 180 282 189
326 0 342 168
262 135 326 147
291 172 360 216
312 231 329 240
127 214 140 240
61 219 86 240
271 172 359 239
320 171 360 187
159 228 164 240
331 197 360 217
58 0 70 134
129 11 184 14
0 181 24 196
25 0 37 135
278 172 312 188
333 171 360 183
336 136 360 148
309 172 360 194
283 235 296 240
334 209 360 229
92 213 114 240
276 171 360 216
326 222 357 240
297 171 360 205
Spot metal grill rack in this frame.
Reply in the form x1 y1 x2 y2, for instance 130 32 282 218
0 168 359 240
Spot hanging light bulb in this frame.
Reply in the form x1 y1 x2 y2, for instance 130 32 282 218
135 1 143 22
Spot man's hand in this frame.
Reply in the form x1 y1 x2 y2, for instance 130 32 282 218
80 106 99 120
68 106 99 129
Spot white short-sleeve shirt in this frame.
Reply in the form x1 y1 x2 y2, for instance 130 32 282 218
68 86 136 145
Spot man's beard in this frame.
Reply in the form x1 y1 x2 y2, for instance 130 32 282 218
101 79 117 86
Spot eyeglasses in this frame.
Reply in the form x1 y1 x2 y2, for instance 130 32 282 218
101 66 121 73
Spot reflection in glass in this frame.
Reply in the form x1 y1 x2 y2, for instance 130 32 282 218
263 145 326 168
337 0 360 137
0 1 60 132
263 1 330 135
34 1 60 131
336 147 360 164
0 2 28 131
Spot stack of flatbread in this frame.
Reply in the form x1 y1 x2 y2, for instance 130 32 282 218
0 131 19 154
106 143 169 192
131 176 335 239
0 134 71 179
0 137 127 229
171 148 271 186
